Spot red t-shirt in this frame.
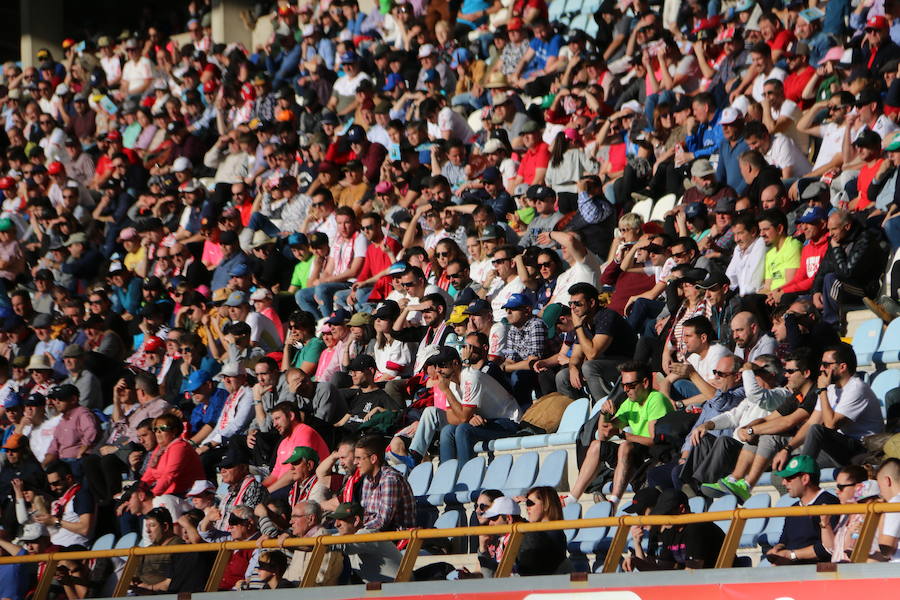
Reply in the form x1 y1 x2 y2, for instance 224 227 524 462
607 142 628 173
856 158 885 210
517 141 551 184
784 66 815 108
767 30 795 52
359 236 402 301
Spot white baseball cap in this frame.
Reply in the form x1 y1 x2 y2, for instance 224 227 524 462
172 157 193 173
418 44 435 58
720 107 742 125
186 480 216 497
482 496 521 519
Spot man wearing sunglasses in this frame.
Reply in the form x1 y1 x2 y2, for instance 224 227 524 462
566 361 673 507
784 343 883 471
765 454 838 565
328 501 401 583
338 212 401 313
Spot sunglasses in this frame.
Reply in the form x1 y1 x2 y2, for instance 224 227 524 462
820 361 837 368
782 367 800 374
568 300 584 307
421 307 437 313
447 272 463 279
491 257 509 265
257 562 273 571
537 262 554 268
401 281 417 288
360 225 377 231
476 503 490 511
713 369 737 377
836 482 857 491
435 251 450 258
228 514 249 526
152 426 173 432
180 346 194 353
672 250 692 258
524 499 536 507
622 380 642 390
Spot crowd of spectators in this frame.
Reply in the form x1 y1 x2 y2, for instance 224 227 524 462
4 0 900 594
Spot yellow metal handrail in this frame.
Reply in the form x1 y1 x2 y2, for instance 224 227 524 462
2 501 898 597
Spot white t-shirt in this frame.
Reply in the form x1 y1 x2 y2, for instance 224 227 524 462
458 367 520 421
549 251 602 306
436 107 474 142
751 67 786 102
122 57 154 95
882 493 900 562
687 343 732 383
246 311 282 351
813 121 846 170
23 414 61 463
771 100 807 150
487 277 525 321
332 72 371 97
100 55 122 84
765 133 812 176
823 376 884 440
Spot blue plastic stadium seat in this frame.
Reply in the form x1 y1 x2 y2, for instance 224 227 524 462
755 494 795 547
688 496 707 514
450 457 486 504
873 317 900 364
562 502 582 542
91 533 115 552
740 493 771 547
569 13 589 33
540 398 590 447
394 463 409 476
852 318 883 366
568 501 613 555
581 0 602 15
532 449 568 490
114 532 138 549
548 0 565 22
491 436 524 452
501 452 539 496
757 472 772 486
425 459 458 506
407 462 434 498
478 454 513 495
433 509 462 530
871 370 900 404
709 495 738 533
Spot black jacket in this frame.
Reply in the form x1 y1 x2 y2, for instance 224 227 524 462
812 220 888 298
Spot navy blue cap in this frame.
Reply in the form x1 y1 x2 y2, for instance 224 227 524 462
797 206 828 223
685 202 707 220
481 167 501 183
346 124 366 143
463 299 492 315
325 309 352 325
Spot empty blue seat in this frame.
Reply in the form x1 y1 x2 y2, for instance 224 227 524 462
433 509 462 530
450 457 485 504
407 462 433 497
501 452 539 496
569 13 589 33
688 496 707 514
755 494 795 547
548 0 566 22
740 493 771 547
871 370 900 404
532 449 567 489
425 459 458 505
491 436 525 452
562 502 582 542
873 317 900 364
757 472 772 486
820 467 836 483
709 495 738 533
568 501 613 555
539 398 590 447
114 532 138 549
852 318 883 366
581 0 602 14
91 533 115 552
478 454 513 495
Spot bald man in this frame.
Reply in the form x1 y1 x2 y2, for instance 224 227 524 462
731 312 777 361
875 458 900 562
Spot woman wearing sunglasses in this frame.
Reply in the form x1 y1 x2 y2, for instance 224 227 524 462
140 413 204 496
474 489 504 557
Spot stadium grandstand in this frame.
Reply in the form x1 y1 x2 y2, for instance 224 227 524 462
3 0 900 599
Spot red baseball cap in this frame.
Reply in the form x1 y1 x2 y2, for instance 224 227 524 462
48 161 64 175
144 336 165 353
508 18 524 31
0 177 14 190
202 79 218 93
867 15 889 29
106 130 122 142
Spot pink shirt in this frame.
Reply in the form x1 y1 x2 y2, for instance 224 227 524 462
47 406 99 459
270 423 330 482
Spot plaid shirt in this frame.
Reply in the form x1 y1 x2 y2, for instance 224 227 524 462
502 317 547 362
361 465 415 532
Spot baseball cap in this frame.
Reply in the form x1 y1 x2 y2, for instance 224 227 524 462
328 502 364 521
287 232 308 247
483 496 521 519
283 446 320 465
774 454 817 478
47 383 80 400
184 369 213 393
622 487 662 514
346 124 366 143
719 107 742 126
481 166 502 183
483 138 506 154
228 263 251 278
690 159 715 178
339 50 359 64
713 197 737 214
62 343 85 358
17 523 49 542
2 395 22 410
325 309 351 325
520 120 542 134
867 15 889 29
856 88 882 107
347 312 373 327
541 302 570 339
502 292 534 310
347 354 377 371
224 321 251 337
798 7 825 23
186 480 216 497
526 185 555 200
478 225 504 241
676 267 709 284
373 300 401 321
417 43 436 58
853 128 882 149
797 206 828 224
450 47 472 69
429 346 460 366
218 444 250 469
382 73 404 92
423 68 440 83
684 202 708 220
446 304 469 325
650 489 689 515
219 362 247 378
464 299 492 315
224 291 249 307
695 270 730 289
24 393 46 407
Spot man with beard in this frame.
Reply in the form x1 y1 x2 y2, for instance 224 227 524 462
256 403 329 495
35 460 95 547
682 159 737 209
314 438 361 511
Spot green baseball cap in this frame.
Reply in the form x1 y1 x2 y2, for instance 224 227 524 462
328 502 364 521
774 454 817 478
541 303 569 339
887 138 900 152
0 218 13 233
282 446 320 465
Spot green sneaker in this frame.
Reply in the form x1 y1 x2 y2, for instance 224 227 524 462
720 477 751 503
700 481 728 498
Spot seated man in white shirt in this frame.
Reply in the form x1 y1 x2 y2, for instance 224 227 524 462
660 316 733 406
744 120 812 179
761 78 805 150
725 214 767 296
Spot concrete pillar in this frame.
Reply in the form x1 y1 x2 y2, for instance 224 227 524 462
211 0 254 50
20 0 63 68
